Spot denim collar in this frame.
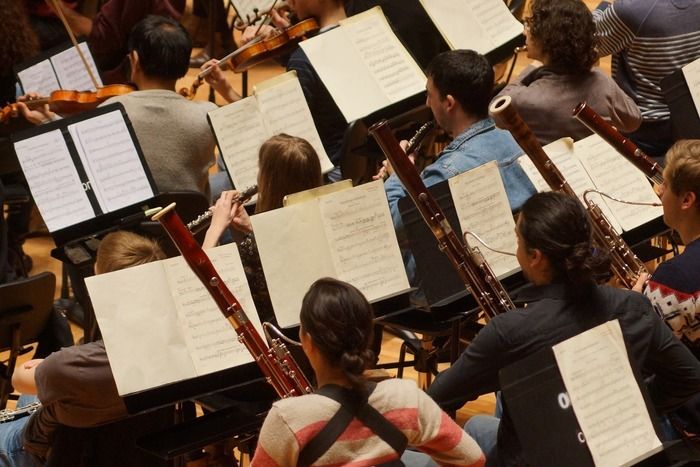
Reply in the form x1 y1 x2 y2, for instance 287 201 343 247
443 118 497 153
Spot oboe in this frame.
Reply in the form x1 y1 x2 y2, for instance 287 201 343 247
152 203 312 398
369 120 514 320
490 96 648 288
572 102 664 185
405 121 436 155
187 185 258 235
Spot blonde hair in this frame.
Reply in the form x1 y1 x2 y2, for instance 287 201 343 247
664 140 700 206
95 231 166 274
255 134 323 213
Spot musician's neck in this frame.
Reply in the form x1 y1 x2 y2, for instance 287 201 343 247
677 220 700 246
316 6 346 29
450 114 480 139
135 76 177 93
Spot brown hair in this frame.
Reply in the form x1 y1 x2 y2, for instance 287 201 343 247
255 134 323 213
95 231 166 274
0 0 39 76
664 140 700 207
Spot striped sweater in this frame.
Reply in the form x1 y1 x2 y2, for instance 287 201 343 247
593 0 700 121
251 379 485 467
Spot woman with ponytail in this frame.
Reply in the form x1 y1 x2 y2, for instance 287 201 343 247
251 278 485 467
428 192 700 467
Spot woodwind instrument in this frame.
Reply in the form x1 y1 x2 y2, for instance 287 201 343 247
187 185 258 235
490 96 648 288
152 203 312 398
572 102 664 185
405 121 435 155
369 120 514 320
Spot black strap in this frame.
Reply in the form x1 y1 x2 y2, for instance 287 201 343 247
297 384 408 467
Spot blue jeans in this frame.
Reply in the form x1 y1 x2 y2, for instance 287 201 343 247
401 449 438 467
463 392 502 462
0 396 42 467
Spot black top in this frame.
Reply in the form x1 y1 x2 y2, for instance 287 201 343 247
428 282 700 467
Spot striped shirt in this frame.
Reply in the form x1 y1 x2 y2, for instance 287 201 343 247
593 0 700 121
251 379 485 467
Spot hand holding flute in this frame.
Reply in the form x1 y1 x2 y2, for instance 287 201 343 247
202 189 255 248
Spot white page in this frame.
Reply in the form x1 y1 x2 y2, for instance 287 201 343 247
420 0 523 54
164 243 263 375
252 202 335 327
231 0 281 22
68 110 153 213
575 135 663 232
553 320 663 467
208 96 270 191
87 260 195 396
448 161 520 278
13 129 94 232
17 60 60 96
255 72 334 173
50 42 103 91
319 180 410 302
682 57 700 121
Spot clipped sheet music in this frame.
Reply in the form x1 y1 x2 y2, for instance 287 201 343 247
553 320 663 466
252 180 410 327
87 243 262 395
419 0 523 54
300 7 426 122
207 71 333 192
682 57 700 121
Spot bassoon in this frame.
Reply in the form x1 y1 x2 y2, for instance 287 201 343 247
572 102 664 185
490 96 648 288
152 203 312 398
369 120 514 320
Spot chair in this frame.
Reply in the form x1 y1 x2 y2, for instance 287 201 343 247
0 272 56 408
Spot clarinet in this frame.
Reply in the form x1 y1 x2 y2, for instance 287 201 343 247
405 121 436 155
490 96 648 288
572 102 664 185
152 203 312 398
369 120 514 320
187 185 259 235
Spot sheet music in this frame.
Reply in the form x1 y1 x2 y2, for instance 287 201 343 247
251 202 335 327
448 161 520 278
255 72 334 173
17 60 61 96
553 320 663 466
300 7 425 122
682 57 700 121
208 97 270 190
50 42 103 91
575 135 662 232
68 110 154 213
419 0 523 53
231 0 281 22
164 244 262 375
319 180 410 302
13 129 94 232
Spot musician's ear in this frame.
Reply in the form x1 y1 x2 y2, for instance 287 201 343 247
680 190 697 210
444 94 456 112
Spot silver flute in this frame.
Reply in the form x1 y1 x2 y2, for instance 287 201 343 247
187 185 258 234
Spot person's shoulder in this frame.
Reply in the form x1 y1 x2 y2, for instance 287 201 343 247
36 341 107 382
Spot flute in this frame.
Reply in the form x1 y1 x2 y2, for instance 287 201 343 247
187 185 258 235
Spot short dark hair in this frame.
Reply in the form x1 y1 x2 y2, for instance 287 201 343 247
529 0 596 75
128 15 191 80
299 278 375 394
518 192 609 295
425 49 494 118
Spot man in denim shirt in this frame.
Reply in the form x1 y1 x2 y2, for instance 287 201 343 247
383 50 535 280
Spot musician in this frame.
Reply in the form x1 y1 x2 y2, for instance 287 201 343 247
251 277 485 466
593 0 700 160
0 231 165 466
496 0 640 146
427 191 700 466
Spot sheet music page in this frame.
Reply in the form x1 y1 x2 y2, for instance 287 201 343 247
419 0 523 53
254 71 334 173
575 135 663 232
682 57 700 121
230 0 281 22
553 320 663 466
17 60 61 95
208 97 270 190
319 180 410 302
448 161 520 278
164 243 263 375
251 202 335 327
518 137 624 233
50 42 103 91
87 261 196 396
13 129 95 232
68 110 154 213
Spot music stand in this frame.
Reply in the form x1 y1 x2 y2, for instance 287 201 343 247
661 68 700 140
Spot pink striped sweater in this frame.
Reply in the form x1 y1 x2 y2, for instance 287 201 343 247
251 379 485 467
